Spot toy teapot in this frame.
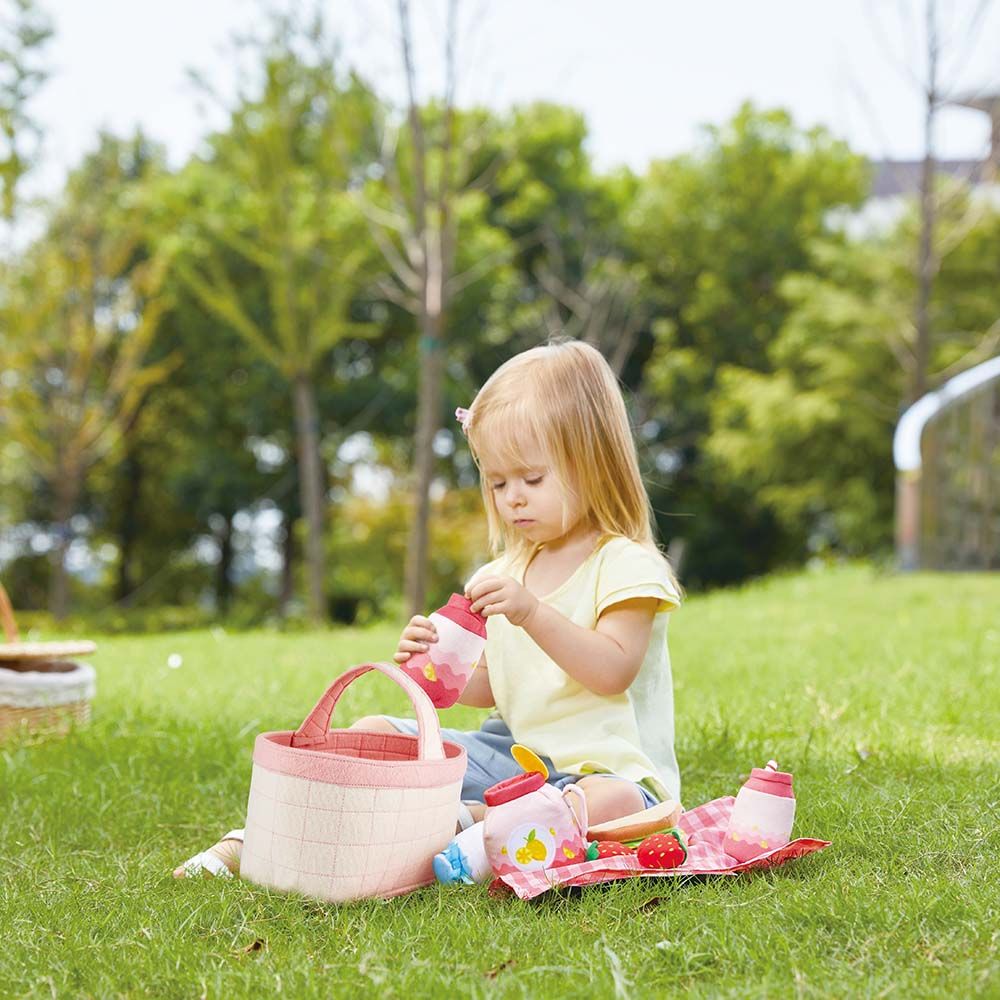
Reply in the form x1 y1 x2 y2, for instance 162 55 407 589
482 745 589 876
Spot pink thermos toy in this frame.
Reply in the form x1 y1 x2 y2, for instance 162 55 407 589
482 771 589 877
400 594 487 709
724 759 796 863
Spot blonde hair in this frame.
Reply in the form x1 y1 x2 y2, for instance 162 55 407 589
464 339 677 586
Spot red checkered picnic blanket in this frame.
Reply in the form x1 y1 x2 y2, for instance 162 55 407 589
495 796 831 900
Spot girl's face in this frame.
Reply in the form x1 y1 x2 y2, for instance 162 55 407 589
481 446 580 544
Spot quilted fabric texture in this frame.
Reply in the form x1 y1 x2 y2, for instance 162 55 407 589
240 662 467 903
241 764 463 902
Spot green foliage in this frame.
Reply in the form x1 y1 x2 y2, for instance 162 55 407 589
0 132 175 614
158 21 382 380
634 104 868 377
704 198 1000 557
705 236 903 554
1 132 172 481
101 248 289 610
929 195 1000 376
632 104 877 581
0 0 52 223
485 103 644 362
327 484 489 623
3 30 999 614
145 13 389 622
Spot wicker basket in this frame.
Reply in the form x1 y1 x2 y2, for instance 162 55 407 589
0 583 97 740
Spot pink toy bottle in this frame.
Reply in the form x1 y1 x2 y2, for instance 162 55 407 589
724 759 796 863
482 772 589 877
399 594 487 709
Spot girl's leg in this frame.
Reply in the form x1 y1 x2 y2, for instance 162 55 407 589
173 831 244 878
351 715 405 733
379 720 651 829
572 774 648 828
356 716 491 821
376 714 523 805
356 716 489 846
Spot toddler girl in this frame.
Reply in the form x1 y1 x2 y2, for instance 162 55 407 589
175 339 681 879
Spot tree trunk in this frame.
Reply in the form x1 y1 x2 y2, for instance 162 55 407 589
115 447 143 603
49 466 81 621
216 512 234 615
405 311 445 617
292 372 327 624
913 124 936 404
912 0 938 405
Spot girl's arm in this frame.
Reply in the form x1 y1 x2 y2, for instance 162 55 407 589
457 655 495 708
468 577 656 697
521 598 657 696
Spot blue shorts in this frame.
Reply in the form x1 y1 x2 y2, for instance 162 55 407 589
381 714 659 808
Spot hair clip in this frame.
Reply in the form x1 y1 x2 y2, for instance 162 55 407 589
455 407 471 434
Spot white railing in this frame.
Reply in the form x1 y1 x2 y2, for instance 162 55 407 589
894 354 1000 569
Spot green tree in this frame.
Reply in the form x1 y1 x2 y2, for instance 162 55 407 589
360 0 530 615
0 0 52 562
707 198 1000 556
95 261 290 614
631 104 869 584
488 103 649 376
0 0 52 226
0 133 173 617
161 12 381 623
706 240 902 555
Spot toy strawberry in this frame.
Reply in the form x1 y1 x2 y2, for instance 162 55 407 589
636 828 687 869
585 840 633 860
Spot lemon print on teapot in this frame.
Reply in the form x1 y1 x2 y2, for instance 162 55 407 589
507 824 555 871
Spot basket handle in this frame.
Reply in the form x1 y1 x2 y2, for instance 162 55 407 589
289 661 445 761
0 583 19 643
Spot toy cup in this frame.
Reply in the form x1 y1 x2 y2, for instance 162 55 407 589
724 759 796 863
400 594 487 709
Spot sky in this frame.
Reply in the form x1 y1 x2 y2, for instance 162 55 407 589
26 0 1000 199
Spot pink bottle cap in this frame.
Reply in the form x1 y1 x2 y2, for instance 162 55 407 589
483 771 545 806
745 759 794 797
436 594 487 638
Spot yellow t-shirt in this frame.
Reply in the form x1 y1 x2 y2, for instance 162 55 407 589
468 535 682 802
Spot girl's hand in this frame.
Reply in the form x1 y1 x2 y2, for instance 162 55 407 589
393 614 437 663
466 576 539 627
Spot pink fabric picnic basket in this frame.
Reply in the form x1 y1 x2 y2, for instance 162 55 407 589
241 661 467 903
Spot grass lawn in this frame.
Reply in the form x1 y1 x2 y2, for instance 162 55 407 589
1 564 998 998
